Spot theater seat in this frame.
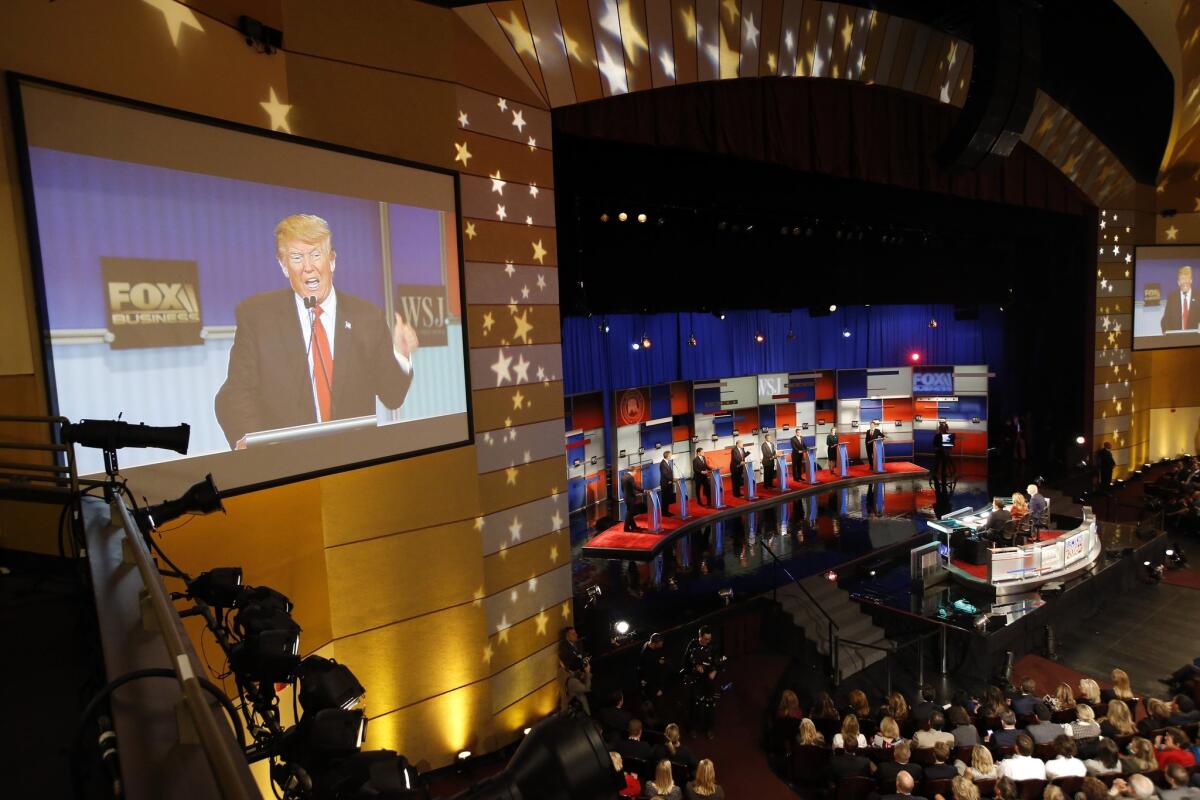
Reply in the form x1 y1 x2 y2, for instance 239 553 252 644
835 775 875 800
1017 779 1047 800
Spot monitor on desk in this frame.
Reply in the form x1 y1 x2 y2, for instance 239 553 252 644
939 432 956 448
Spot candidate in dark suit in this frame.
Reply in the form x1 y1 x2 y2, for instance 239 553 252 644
761 435 776 488
1160 265 1196 333
658 450 677 516
865 422 886 466
621 468 645 531
790 432 805 480
1097 442 1115 490
730 441 746 497
692 448 713 506
215 215 417 448
827 427 839 467
985 498 1012 537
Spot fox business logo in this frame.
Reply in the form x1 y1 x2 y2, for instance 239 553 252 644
100 258 204 349
107 282 201 325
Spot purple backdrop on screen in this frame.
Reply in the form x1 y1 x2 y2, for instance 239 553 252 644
28 148 445 328
389 205 443 286
1135 257 1196 298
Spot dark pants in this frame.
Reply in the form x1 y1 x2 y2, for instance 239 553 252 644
624 501 642 531
732 467 743 497
695 474 711 505
792 456 803 481
661 485 675 515
763 459 775 488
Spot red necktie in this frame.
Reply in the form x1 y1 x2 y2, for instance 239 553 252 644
1185 294 1190 329
311 306 334 422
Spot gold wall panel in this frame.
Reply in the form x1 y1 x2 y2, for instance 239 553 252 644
467 304 562 346
473 380 564 431
453 133 555 186
361 679 494 770
1094 330 1131 349
319 446 480 546
1149 348 1200 408
326 518 486 637
477 456 568 513
493 678 560 735
463 219 558 266
488 642 558 713
334 601 490 717
487 603 567 673
483 528 569 595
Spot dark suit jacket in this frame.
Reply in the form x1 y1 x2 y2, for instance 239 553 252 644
876 762 923 791
693 455 711 481
1028 493 1048 520
881 794 929 800
910 701 938 723
829 752 873 780
986 508 1012 534
1160 289 1195 333
616 737 655 763
215 288 412 447
731 446 745 471
595 706 633 740
923 763 958 781
621 472 643 506
660 459 676 502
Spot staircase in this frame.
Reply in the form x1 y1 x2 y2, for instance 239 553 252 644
775 574 893 682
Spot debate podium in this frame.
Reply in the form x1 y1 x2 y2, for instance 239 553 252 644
802 447 819 484
709 468 724 509
646 487 663 532
775 454 789 491
837 442 849 477
675 476 690 519
743 459 757 499
873 440 886 473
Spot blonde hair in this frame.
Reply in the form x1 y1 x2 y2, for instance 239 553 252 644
275 214 333 259
971 744 995 775
610 751 624 770
1075 703 1095 722
880 716 900 741
1101 699 1135 735
953 775 981 800
888 691 910 720
841 714 861 743
1111 669 1134 700
1012 493 1028 511
665 723 682 755
654 759 673 791
1079 678 1101 704
1054 683 1076 709
1148 698 1172 720
798 717 823 746
779 690 800 714
692 759 717 795
1180 265 1193 278
1126 738 1156 771
1043 786 1065 800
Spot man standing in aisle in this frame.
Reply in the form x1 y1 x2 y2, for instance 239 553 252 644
761 433 776 489
731 439 746 497
658 448 677 517
693 447 712 506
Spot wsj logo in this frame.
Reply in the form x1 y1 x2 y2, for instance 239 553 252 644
914 371 953 393
394 284 450 347
107 282 201 325
397 294 446 330
759 376 785 398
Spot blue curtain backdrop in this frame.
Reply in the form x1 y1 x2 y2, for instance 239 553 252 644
562 305 1004 396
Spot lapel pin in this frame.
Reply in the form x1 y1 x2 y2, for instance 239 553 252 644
345 320 352 330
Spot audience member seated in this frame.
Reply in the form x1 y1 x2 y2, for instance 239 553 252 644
812 691 841 721
834 714 869 750
878 742 924 791
915 712 957 750
1170 695 1200 725
777 689 804 720
1099 698 1137 738
1046 683 1077 713
1013 679 1049 718
655 723 698 773
913 686 941 724
882 691 913 729
940 774 981 800
1140 698 1174 736
1043 734 1087 779
617 719 655 763
1119 738 1158 774
565 662 592 715
1068 704 1102 752
1078 679 1102 708
684 759 724 800
643 759 682 800
993 777 1018 800
951 689 983 718
611 752 642 798
873 717 905 749
597 690 634 742
1161 763 1200 800
1082 738 1123 776
1110 774 1158 800
949 706 980 748
981 686 1010 719
884 769 929 800
830 741 875 780
1043 786 1066 800
1078 777 1109 800
1155 727 1197 769
998 734 1045 781
1010 493 1029 520
1101 669 1135 703
1027 704 1067 744
798 717 826 747
989 711 1021 750
925 740 963 781
847 689 875 727
966 745 999 782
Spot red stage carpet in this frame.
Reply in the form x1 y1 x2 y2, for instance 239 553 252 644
949 530 1068 581
584 462 926 556
1162 565 1200 590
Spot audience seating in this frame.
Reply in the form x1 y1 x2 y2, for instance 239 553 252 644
1033 742 1057 761
975 779 997 796
954 746 975 764
911 747 936 766
1016 778 1047 800
1050 709 1076 724
867 746 893 763
623 755 652 782
925 778 955 798
791 744 831 784
815 717 841 741
1051 776 1085 795
994 745 1017 759
834 775 875 800
670 762 690 787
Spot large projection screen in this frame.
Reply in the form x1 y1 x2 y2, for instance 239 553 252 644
12 77 471 500
1133 244 1200 351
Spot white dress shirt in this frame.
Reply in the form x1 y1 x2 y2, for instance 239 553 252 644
1044 757 1086 779
999 755 1046 781
292 288 412 422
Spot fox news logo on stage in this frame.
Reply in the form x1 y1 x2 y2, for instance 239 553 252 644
101 258 203 349
912 367 954 396
395 284 449 347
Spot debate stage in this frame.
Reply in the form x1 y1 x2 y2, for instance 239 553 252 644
580 461 927 560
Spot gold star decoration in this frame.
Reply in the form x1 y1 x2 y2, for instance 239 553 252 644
474 517 484 532
513 312 533 344
527 136 537 150
496 204 507 221
482 643 494 663
535 611 549 636
531 240 547 263
457 110 469 127
505 466 519 486
512 389 525 410
491 349 513 386
497 11 537 57
464 222 477 240
490 171 506 194
498 97 508 112
482 311 495 334
521 285 530 299
513 354 531 382
549 544 559 563
1167 224 1180 241
498 618 510 643
259 88 293 133
561 30 582 62
504 261 516 277
551 510 563 530
509 515 522 542
142 0 204 47
511 109 526 132
504 416 512 427
840 15 853 49
454 142 473 166
529 183 539 198
561 600 572 620
1062 152 1080 175
537 273 546 290
1036 113 1054 138
721 0 740 22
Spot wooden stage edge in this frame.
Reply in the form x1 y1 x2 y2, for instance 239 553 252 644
579 465 930 562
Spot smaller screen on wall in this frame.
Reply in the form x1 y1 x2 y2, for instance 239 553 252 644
912 366 954 396
1134 245 1200 351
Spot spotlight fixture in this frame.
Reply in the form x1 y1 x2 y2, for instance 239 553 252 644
718 587 734 606
62 418 191 454
1167 547 1188 569
229 628 301 683
1144 560 1164 582
613 620 630 635
910 352 921 362
754 331 765 343
1075 436 1086 445
928 318 938 328
718 312 726 320
280 708 367 765
298 655 366 714
829 304 837 312
640 334 652 349
687 333 697 347
842 328 852 338
584 584 602 607
139 473 224 529
307 750 419 799
787 329 796 341
601 320 610 333
458 750 473 761
599 213 608 222
523 726 533 736
636 213 647 223
186 567 244 608
618 212 628 222
631 342 640 351
824 570 838 582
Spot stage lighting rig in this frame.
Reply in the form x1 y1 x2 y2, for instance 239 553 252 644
186 567 243 608
298 656 366 714
139 473 224 530
62 418 189 478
